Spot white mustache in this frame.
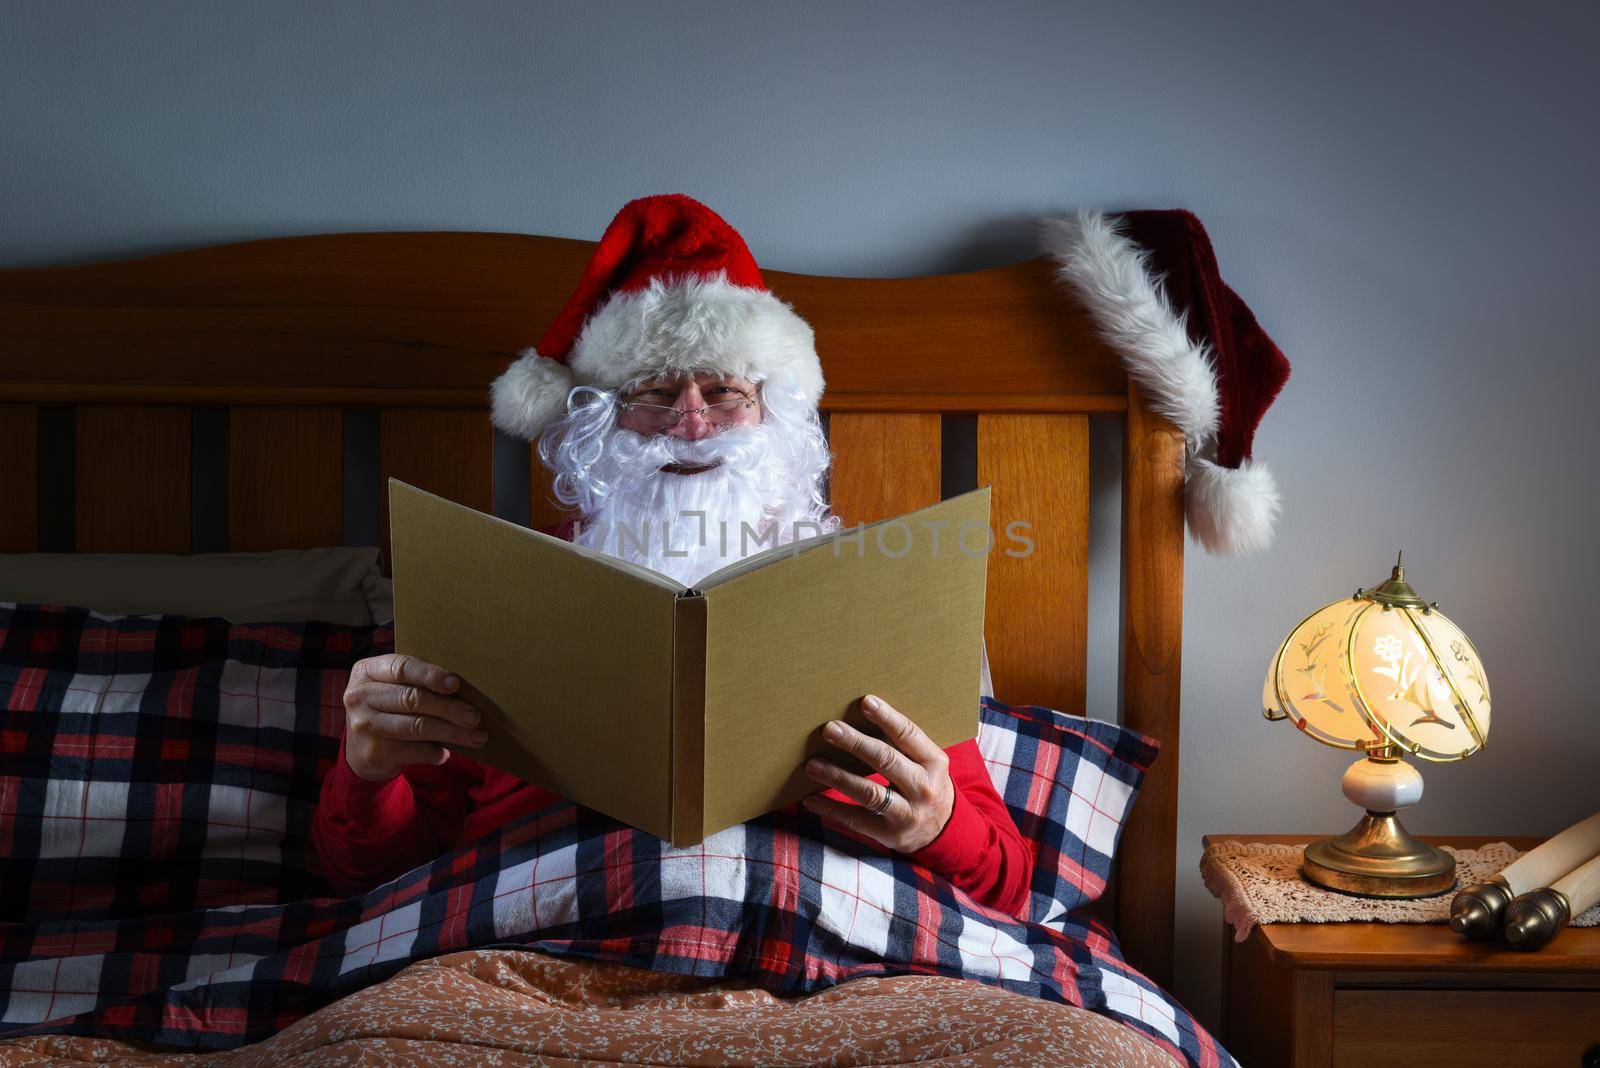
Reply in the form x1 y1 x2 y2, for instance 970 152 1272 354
537 382 837 585
568 423 790 510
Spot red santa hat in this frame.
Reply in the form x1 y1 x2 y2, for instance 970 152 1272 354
490 194 823 441
1041 209 1292 556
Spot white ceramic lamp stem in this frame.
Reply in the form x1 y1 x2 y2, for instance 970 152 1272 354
1342 755 1423 813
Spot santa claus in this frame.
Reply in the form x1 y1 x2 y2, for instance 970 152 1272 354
313 195 1031 915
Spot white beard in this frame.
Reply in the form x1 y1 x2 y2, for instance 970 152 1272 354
558 421 833 587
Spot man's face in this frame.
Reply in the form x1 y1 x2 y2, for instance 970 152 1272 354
616 371 764 442
541 366 831 585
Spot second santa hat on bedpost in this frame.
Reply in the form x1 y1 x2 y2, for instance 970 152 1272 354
1042 208 1292 556
489 193 825 442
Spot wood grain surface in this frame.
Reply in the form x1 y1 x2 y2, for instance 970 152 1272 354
378 408 494 572
0 234 1123 411
74 405 190 553
976 413 1089 712
825 413 942 526
229 407 343 551
0 404 37 552
1116 382 1187 990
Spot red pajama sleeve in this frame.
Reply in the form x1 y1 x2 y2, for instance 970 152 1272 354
310 737 480 898
907 738 1033 917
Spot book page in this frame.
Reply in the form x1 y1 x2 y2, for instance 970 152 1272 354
694 525 832 589
530 522 687 592
388 479 682 839
694 488 991 839
694 504 946 590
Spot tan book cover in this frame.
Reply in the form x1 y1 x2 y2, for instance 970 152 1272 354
388 478 990 845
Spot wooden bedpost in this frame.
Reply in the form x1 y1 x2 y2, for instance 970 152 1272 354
1116 380 1186 989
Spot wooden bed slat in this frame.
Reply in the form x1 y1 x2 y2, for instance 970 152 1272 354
75 405 190 553
229 407 343 551
378 408 494 571
0 405 38 552
1115 383 1186 991
824 413 942 526
976 414 1089 712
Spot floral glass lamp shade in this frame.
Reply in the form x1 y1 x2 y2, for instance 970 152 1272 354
1262 554 1492 897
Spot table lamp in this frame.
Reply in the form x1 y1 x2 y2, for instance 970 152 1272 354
1262 553 1491 897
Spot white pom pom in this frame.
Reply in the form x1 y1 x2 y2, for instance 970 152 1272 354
489 349 576 441
1184 456 1281 556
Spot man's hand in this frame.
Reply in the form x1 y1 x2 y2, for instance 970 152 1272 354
800 694 955 854
341 653 486 783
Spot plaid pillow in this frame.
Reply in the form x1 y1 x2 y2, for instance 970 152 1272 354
976 695 1159 928
0 602 388 922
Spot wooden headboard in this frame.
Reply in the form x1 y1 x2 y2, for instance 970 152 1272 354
0 232 1185 986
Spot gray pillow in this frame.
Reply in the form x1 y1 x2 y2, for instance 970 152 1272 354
0 547 389 625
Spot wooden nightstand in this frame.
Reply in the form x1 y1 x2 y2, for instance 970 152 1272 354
1208 834 1600 1068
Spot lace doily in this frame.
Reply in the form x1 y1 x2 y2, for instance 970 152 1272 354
1200 839 1600 941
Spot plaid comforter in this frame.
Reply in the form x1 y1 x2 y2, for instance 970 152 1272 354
0 604 1230 1066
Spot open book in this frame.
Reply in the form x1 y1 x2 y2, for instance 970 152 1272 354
388 478 991 845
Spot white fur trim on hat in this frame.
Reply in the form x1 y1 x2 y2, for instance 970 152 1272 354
489 348 577 441
1041 208 1279 555
1039 211 1220 451
568 272 823 406
1184 455 1281 556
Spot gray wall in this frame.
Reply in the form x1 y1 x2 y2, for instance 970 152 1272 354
5 0 1598 1031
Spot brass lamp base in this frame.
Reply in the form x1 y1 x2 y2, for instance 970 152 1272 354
1301 812 1457 898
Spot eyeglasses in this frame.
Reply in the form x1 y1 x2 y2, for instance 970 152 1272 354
618 394 757 429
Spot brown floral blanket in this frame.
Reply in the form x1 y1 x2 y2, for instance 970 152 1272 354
0 949 1178 1066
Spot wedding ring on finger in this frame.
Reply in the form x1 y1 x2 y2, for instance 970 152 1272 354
870 784 895 817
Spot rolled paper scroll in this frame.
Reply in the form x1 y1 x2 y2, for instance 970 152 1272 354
1450 811 1600 939
1503 851 1600 950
